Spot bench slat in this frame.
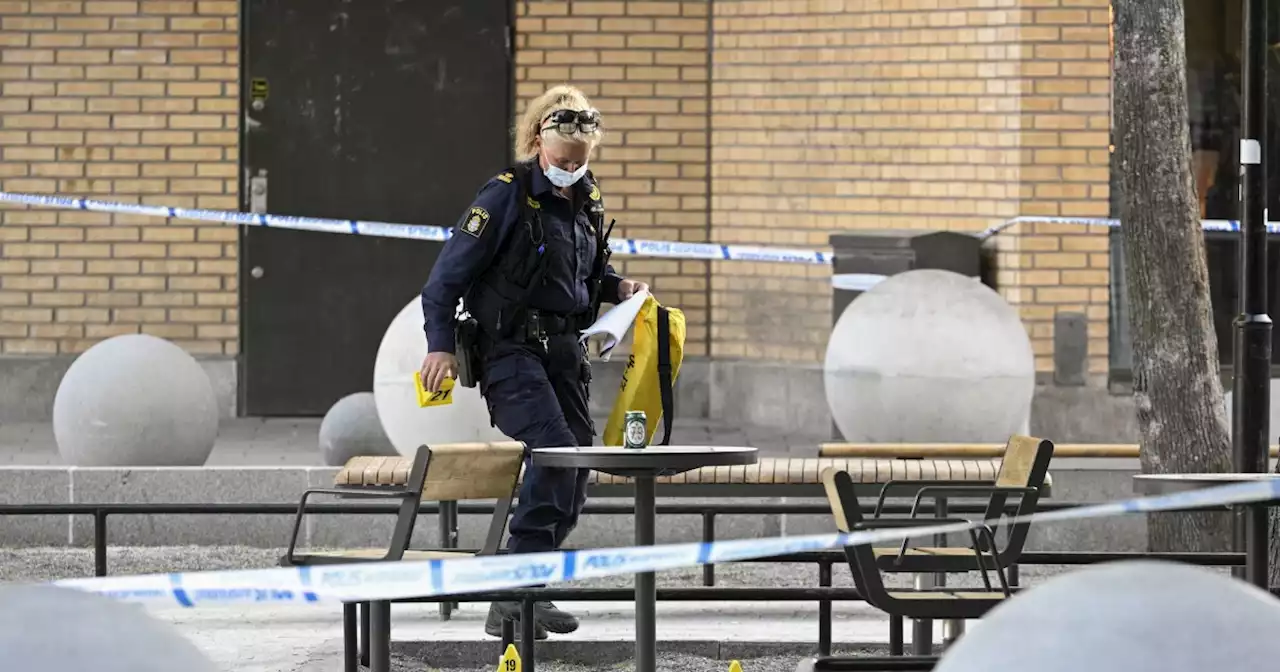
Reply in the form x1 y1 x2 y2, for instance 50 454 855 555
333 455 1040 489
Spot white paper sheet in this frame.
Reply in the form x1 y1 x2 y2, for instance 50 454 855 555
578 289 650 361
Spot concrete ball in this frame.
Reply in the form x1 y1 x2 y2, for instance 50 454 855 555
824 269 1035 443
935 560 1280 672
0 584 218 672
372 296 512 457
52 333 218 466
319 391 398 466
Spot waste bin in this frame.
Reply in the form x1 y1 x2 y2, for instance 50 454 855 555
827 230 984 440
829 230 983 325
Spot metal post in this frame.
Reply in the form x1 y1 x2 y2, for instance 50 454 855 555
521 597 536 672
343 603 358 672
635 475 658 672
94 510 108 577
369 601 390 672
818 561 832 656
438 502 453 620
1236 0 1272 590
702 511 715 586
911 574 932 655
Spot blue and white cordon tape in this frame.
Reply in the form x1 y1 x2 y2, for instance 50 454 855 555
0 191 827 265
2 191 1277 267
49 475 1280 608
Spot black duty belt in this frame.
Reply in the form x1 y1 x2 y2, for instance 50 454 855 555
522 310 587 342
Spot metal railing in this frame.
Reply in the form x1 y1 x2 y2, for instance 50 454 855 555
0 497 1248 662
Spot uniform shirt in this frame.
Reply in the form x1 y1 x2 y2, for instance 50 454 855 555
420 160 622 354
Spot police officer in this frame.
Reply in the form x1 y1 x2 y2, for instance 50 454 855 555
418 85 648 639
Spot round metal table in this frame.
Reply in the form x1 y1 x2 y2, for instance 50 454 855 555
532 445 759 672
1133 473 1280 589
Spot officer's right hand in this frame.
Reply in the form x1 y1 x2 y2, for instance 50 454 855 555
421 352 458 393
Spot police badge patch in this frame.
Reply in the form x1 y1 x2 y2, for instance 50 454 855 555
460 207 489 238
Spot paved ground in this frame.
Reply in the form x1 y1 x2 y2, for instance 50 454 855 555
0 416 827 466
6 545 1213 672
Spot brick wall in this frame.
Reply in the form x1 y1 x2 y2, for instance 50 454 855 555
708 0 1027 362
0 0 1114 380
993 0 1112 376
514 0 712 357
0 0 239 357
707 0 1113 374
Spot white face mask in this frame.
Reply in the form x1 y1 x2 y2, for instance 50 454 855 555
544 161 588 188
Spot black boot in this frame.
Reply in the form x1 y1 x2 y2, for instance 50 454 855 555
490 600 580 634
484 603 548 640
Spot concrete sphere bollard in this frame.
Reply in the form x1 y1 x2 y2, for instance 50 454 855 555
319 391 398 466
0 584 218 672
52 333 218 466
372 296 513 456
823 269 1035 443
935 560 1280 672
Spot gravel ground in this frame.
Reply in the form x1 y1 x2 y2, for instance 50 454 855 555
3 547 1238 672
405 651 882 672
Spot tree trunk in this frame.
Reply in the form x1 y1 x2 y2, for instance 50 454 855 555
1113 0 1234 552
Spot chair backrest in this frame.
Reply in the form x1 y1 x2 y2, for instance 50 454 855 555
421 441 525 501
821 466 894 607
983 435 1053 515
981 435 1054 559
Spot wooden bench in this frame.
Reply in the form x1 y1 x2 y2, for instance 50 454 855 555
281 441 525 672
327 454 1049 498
584 455 1052 497
329 450 1054 641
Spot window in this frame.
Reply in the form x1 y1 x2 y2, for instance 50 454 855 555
1109 0 1280 382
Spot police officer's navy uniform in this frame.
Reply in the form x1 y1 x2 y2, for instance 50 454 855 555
420 156 621 637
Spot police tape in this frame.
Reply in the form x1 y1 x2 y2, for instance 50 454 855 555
48 474 1280 609
0 191 828 266
976 215 1280 238
3 190 1276 267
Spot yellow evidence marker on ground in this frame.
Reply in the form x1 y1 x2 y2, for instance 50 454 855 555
496 643 520 672
413 371 455 408
728 660 743 672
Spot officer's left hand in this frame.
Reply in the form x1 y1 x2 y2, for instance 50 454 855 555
618 279 649 301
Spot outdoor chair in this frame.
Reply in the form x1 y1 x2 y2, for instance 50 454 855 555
279 441 525 672
823 465 1015 620
867 434 1055 574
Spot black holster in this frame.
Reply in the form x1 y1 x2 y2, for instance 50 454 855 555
455 316 481 388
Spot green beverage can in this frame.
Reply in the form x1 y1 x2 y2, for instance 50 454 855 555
624 410 647 449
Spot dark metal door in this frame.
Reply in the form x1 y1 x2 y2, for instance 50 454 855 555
239 0 512 416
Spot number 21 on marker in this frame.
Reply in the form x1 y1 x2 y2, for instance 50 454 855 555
413 371 455 408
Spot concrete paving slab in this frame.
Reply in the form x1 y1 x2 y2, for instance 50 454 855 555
144 599 938 672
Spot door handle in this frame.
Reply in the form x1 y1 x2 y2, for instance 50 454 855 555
249 169 268 213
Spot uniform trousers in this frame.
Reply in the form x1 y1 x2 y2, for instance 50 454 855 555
478 333 593 555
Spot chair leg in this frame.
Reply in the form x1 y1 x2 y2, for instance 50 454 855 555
343 603 358 672
889 614 904 656
439 503 453 621
360 602 371 667
943 619 965 648
369 600 391 672
501 618 514 650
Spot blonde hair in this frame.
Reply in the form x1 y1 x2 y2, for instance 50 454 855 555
514 84 604 161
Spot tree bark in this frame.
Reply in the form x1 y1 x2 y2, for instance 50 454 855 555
1113 0 1234 552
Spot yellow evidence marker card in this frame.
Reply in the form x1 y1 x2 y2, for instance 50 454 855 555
497 643 520 672
414 371 455 408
